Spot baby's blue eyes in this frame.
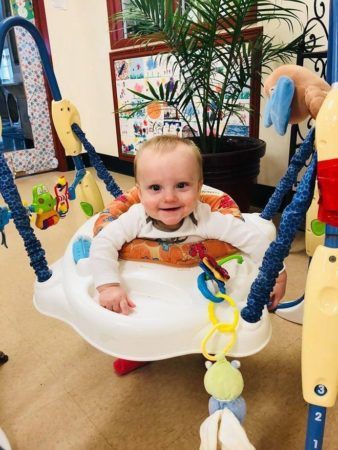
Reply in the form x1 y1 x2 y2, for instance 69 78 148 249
148 182 188 191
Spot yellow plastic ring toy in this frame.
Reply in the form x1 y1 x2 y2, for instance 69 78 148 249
208 293 239 331
201 323 237 361
201 292 240 360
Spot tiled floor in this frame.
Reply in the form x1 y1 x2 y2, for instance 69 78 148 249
1 170 337 449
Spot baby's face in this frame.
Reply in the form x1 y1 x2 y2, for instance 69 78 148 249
136 145 202 230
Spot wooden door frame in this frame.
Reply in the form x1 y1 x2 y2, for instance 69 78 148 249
32 0 68 171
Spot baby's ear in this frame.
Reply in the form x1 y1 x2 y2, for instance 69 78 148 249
136 183 142 200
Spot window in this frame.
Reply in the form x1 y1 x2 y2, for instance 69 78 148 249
0 0 19 83
106 1 257 49
0 47 13 82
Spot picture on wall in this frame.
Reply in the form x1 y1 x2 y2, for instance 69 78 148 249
110 47 252 159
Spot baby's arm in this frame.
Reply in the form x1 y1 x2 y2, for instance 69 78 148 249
203 210 272 264
97 283 136 315
90 205 143 313
269 269 287 310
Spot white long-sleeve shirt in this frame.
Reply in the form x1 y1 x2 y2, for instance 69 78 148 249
90 201 271 288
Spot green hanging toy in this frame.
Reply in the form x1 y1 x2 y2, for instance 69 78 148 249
30 184 60 230
204 353 246 424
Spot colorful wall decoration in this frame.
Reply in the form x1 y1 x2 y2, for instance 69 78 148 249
111 50 251 159
10 0 34 20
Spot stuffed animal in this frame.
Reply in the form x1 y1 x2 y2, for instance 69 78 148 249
204 354 246 423
200 354 254 449
199 408 255 450
264 64 330 135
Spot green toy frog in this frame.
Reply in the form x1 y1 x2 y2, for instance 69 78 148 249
204 353 246 423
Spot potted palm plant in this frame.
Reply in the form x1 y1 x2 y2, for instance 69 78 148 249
111 0 307 211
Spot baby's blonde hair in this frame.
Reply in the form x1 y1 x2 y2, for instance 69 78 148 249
134 135 203 181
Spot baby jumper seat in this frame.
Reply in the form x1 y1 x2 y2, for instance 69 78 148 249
33 187 276 361
0 17 276 363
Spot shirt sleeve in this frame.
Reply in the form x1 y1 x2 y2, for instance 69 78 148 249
89 204 144 288
201 207 271 264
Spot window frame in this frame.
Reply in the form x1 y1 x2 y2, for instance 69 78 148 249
106 0 257 50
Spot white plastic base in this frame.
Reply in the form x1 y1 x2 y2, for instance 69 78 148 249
275 300 304 325
34 214 274 361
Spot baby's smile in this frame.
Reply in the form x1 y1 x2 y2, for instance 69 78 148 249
160 207 181 211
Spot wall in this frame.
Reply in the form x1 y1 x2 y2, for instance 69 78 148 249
43 0 119 157
44 1 325 187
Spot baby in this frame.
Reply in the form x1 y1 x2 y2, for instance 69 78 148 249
90 135 286 315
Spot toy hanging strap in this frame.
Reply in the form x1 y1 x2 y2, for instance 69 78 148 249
0 152 51 282
71 124 123 198
241 151 317 323
261 127 315 221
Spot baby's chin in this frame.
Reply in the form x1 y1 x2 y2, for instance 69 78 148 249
162 219 182 226
153 216 185 231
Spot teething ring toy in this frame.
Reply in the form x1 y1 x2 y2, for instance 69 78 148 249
201 292 239 360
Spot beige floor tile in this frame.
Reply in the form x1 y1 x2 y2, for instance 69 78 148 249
2 391 112 450
35 334 111 382
66 356 206 449
0 344 65 423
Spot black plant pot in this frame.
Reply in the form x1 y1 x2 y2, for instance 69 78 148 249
193 136 266 212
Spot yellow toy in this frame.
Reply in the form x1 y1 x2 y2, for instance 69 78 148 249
75 170 104 217
305 184 325 257
54 176 70 217
302 84 338 408
201 292 240 361
51 99 82 156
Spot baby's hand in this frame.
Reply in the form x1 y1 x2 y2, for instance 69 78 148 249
97 284 136 315
269 270 287 311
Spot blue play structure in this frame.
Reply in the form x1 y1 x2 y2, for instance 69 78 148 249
1 2 338 447
0 17 122 282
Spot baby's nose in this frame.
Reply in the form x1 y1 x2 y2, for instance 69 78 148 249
164 189 177 202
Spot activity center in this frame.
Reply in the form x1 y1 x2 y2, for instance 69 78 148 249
0 1 337 449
